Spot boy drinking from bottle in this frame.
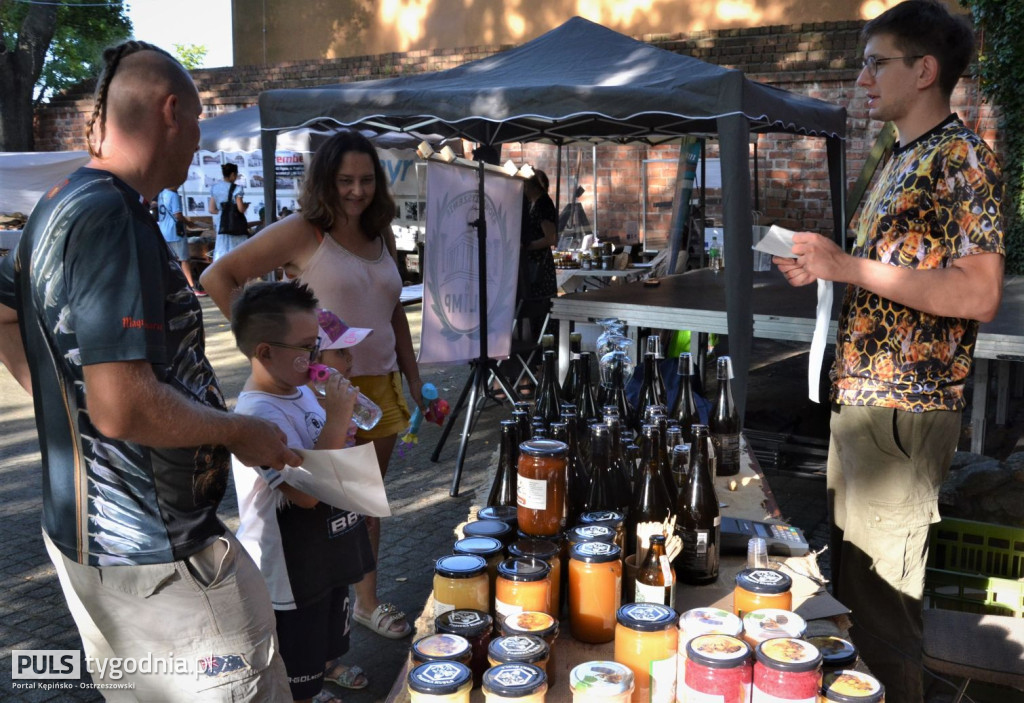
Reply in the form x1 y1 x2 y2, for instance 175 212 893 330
229 280 375 703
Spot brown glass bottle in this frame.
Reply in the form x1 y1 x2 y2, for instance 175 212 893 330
583 424 615 513
709 356 741 477
674 424 720 585
534 350 563 429
552 418 587 528
561 333 583 404
487 420 519 507
671 353 699 444
602 416 633 513
634 533 676 606
632 350 666 432
627 424 673 559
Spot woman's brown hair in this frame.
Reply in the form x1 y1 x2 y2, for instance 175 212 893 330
300 130 396 238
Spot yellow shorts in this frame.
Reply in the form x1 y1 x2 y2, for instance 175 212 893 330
352 371 411 441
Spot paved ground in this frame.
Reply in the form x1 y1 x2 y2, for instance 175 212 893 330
1 298 1017 702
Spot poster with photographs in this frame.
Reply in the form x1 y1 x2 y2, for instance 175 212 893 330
180 149 305 223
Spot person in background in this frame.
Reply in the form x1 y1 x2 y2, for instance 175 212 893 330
517 168 558 343
0 40 297 699
209 162 249 261
229 281 373 703
201 129 423 640
158 185 205 295
774 2 1003 700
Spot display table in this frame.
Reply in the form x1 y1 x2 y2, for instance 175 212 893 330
551 270 1024 454
556 267 645 294
385 437 844 702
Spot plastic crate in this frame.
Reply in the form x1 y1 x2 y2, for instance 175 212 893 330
924 517 1024 618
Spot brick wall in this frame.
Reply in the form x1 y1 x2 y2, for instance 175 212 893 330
35 21 1001 245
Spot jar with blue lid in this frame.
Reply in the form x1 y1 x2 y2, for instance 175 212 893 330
454 535 505 600
614 603 679 703
434 554 489 617
463 519 515 547
408 661 473 703
569 541 623 643
487 634 551 674
478 504 519 530
566 524 617 550
482 662 548 702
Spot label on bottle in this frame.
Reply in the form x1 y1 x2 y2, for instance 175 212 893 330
635 581 670 605
516 474 548 510
678 528 711 572
711 433 740 474
649 656 677 703
494 597 523 621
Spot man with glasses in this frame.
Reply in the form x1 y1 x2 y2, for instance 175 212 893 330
774 2 1004 700
0 41 299 699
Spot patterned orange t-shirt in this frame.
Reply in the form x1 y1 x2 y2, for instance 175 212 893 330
832 115 1004 412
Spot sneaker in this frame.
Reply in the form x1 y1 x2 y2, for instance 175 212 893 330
192 288 208 297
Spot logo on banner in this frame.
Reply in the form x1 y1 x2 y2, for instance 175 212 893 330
426 189 517 342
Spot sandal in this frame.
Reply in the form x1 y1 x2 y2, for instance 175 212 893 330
353 603 412 639
325 663 368 690
313 691 342 703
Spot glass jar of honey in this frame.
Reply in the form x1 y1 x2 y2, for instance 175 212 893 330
570 661 635 703
682 634 752 703
568 540 623 643
463 519 515 548
487 634 550 674
408 661 473 703
500 610 560 688
676 607 744 699
752 638 822 702
566 524 617 551
517 439 569 537
580 510 626 553
482 663 548 703
434 554 490 617
454 536 504 604
495 557 552 622
411 633 474 668
741 609 806 648
819 670 885 702
435 609 493 687
509 538 561 618
733 568 793 617
478 505 519 533
613 602 679 703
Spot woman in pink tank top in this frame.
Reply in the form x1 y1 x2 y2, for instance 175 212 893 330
202 131 423 642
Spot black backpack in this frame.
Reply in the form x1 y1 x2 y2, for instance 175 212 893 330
218 183 251 236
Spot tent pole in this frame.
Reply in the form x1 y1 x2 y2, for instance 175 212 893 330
592 145 598 239
260 119 278 226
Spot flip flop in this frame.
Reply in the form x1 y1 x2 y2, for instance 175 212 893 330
353 603 412 639
325 664 368 690
313 691 342 703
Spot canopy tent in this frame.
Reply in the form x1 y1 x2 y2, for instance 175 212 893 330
256 16 848 417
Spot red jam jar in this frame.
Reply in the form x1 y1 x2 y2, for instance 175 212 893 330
435 609 494 687
683 634 752 703
752 637 822 702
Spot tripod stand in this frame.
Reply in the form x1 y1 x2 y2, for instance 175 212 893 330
431 160 520 497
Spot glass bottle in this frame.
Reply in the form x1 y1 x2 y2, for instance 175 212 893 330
631 335 667 432
634 533 676 606
575 351 600 425
552 419 586 528
534 350 563 428
602 416 633 512
675 425 720 584
583 423 615 513
627 424 673 560
670 443 691 495
561 332 583 403
512 410 532 446
487 420 519 507
709 356 741 477
670 353 699 444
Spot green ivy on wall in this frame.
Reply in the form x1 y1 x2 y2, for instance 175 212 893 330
961 0 1024 274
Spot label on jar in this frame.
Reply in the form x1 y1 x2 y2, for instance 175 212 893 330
649 656 677 703
751 686 815 703
494 597 523 621
683 683 750 703
517 474 548 510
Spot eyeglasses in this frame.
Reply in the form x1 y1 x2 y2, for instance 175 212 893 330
861 55 924 77
266 338 321 364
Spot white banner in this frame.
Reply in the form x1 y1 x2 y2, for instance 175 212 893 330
420 161 522 364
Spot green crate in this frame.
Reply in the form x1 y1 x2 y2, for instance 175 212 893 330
924 517 1024 618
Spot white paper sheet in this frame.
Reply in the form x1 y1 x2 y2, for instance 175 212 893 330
286 444 391 517
752 224 797 259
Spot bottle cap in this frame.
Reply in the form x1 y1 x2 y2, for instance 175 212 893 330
735 568 792 594
686 634 751 669
434 554 488 579
570 540 621 563
497 556 551 582
579 510 625 527
615 603 678 631
408 661 472 695
754 637 822 672
435 609 493 639
566 524 616 547
482 663 547 698
569 661 634 697
518 439 568 457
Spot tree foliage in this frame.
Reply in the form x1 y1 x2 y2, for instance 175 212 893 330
0 0 130 151
960 0 1024 274
173 42 208 70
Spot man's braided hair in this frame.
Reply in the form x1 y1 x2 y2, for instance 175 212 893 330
85 40 176 158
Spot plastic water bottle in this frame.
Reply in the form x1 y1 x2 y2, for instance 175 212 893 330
308 364 382 431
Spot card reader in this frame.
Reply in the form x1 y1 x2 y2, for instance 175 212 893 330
719 516 810 557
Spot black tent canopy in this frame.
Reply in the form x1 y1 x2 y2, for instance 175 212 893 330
257 16 848 416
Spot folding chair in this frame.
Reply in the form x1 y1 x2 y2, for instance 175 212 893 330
488 297 551 395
